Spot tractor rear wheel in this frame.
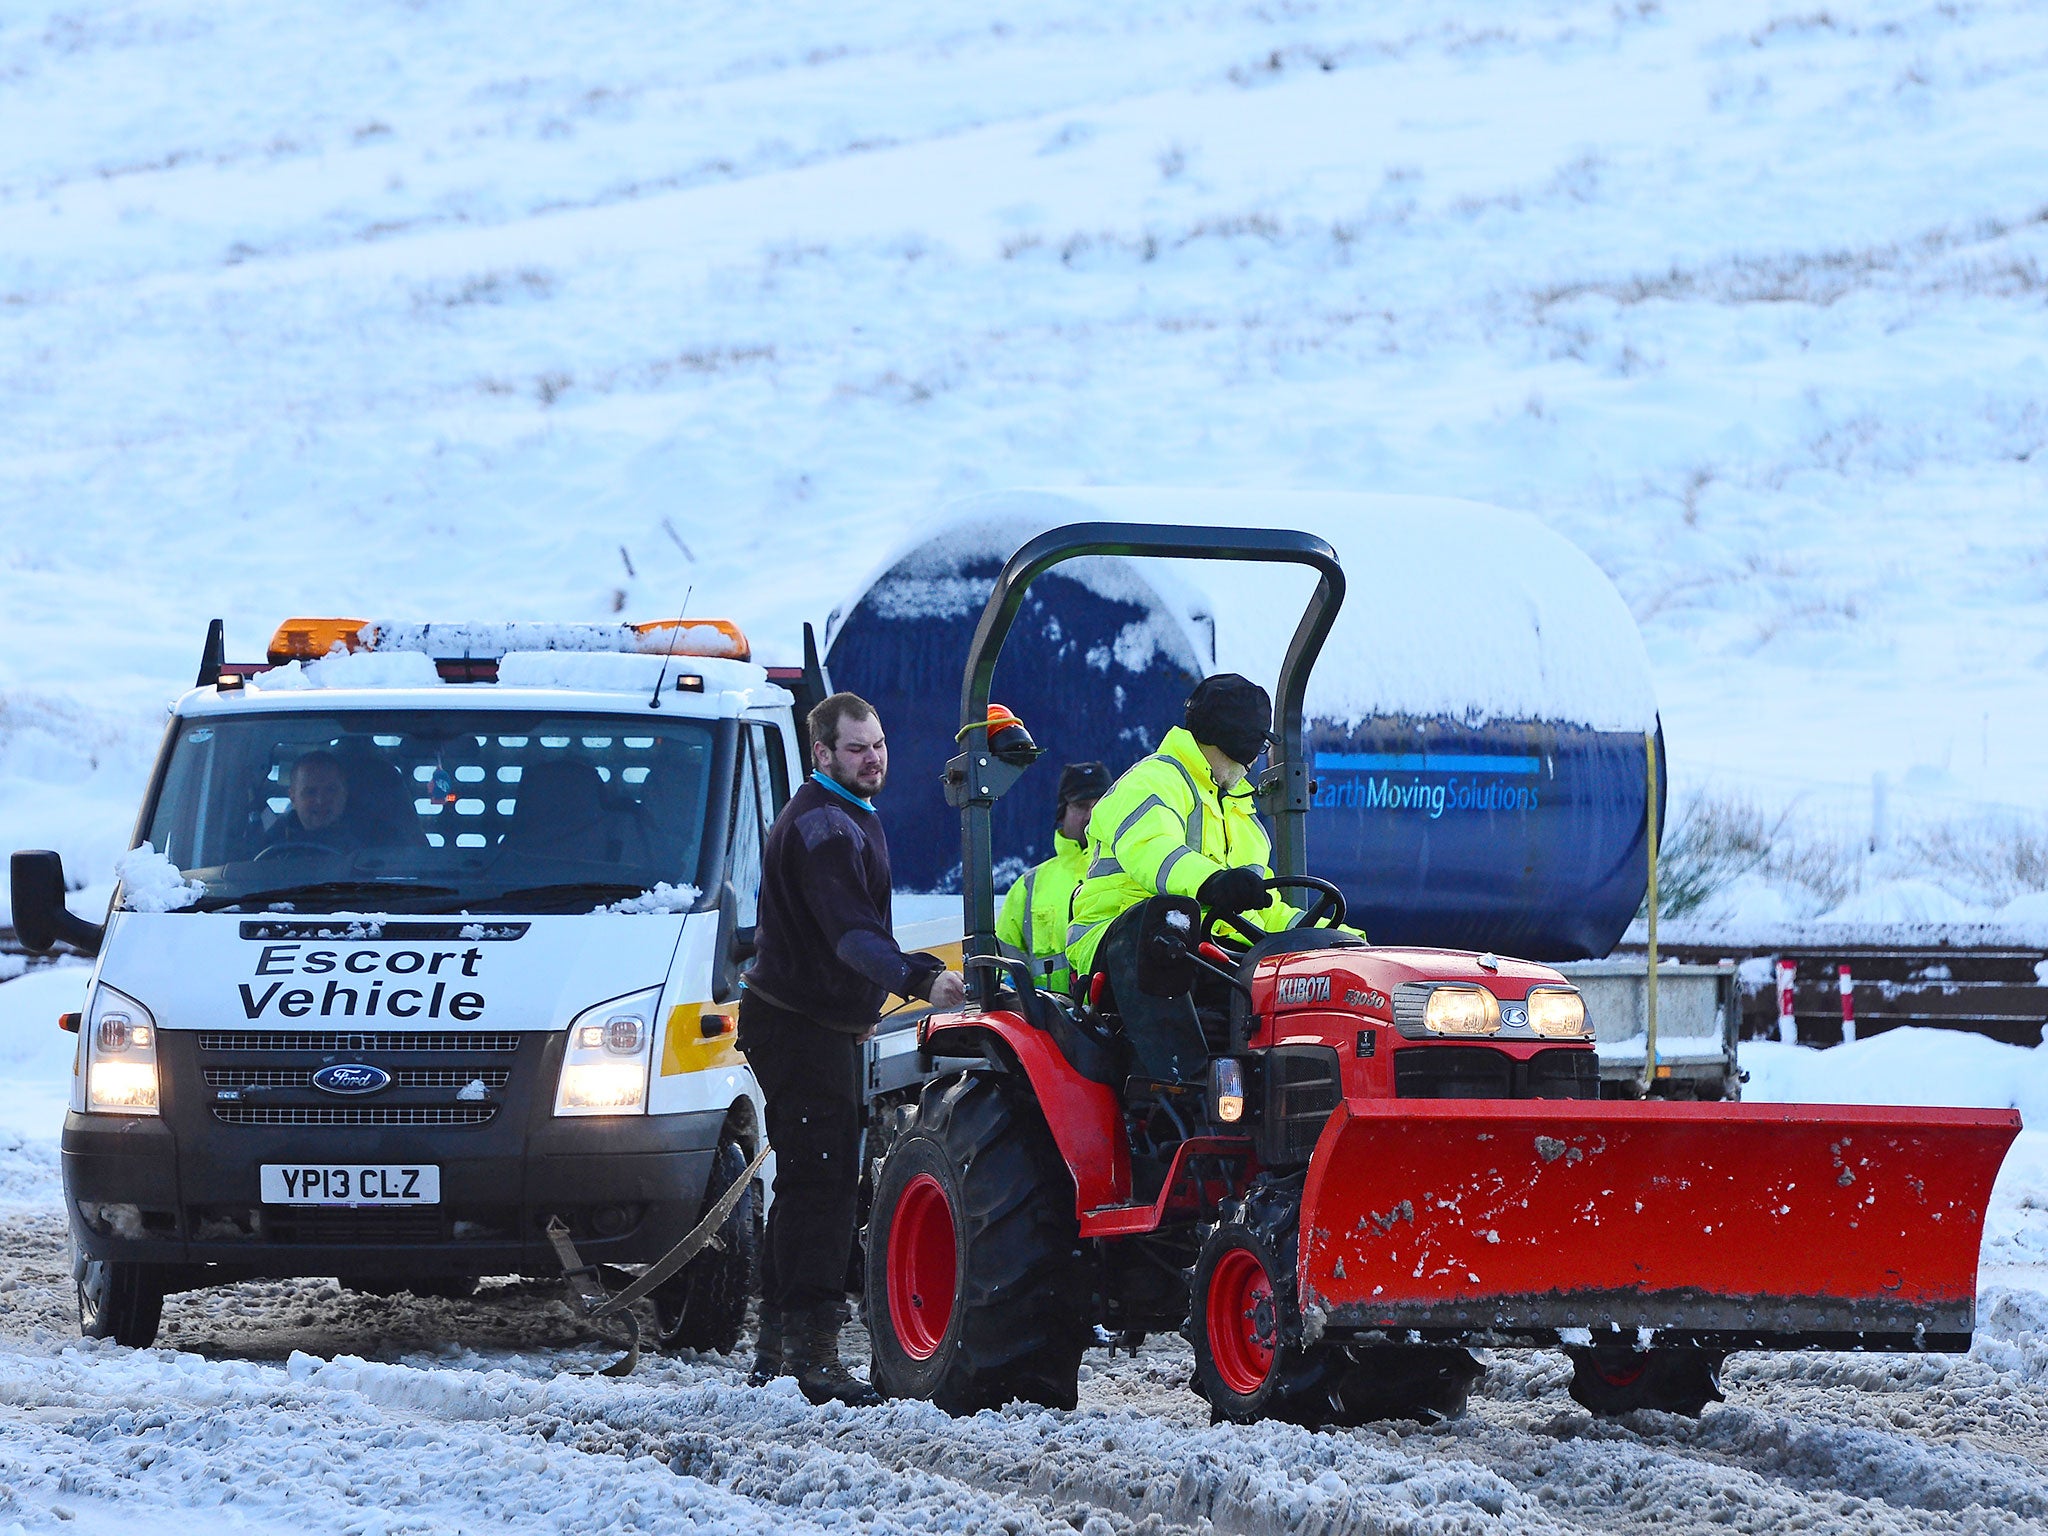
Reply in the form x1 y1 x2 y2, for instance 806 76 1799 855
864 1072 1086 1412
1565 1345 1726 1417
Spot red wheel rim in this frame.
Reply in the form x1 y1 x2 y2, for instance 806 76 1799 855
887 1173 957 1361
1207 1246 1277 1396
1591 1354 1647 1388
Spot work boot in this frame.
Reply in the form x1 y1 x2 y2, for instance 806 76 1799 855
746 1305 786 1387
786 1301 881 1407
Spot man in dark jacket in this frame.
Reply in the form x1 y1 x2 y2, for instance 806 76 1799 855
740 691 964 1405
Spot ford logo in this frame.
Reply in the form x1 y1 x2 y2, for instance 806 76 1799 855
312 1063 391 1096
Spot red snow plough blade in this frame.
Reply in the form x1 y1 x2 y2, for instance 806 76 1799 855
1299 1099 2020 1351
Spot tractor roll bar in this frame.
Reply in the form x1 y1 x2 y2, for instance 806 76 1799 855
952 521 1345 1006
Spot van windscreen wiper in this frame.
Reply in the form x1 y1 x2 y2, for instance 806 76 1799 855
476 881 659 912
190 880 460 913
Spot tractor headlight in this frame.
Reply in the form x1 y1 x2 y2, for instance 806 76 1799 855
1525 987 1589 1038
85 985 160 1114
554 986 661 1116
1423 985 1500 1037
1208 1057 1246 1125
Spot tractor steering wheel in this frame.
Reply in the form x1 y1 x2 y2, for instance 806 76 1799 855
1202 875 1347 950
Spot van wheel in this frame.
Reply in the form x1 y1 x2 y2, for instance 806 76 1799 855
654 1135 762 1355
865 1073 1087 1412
78 1259 165 1348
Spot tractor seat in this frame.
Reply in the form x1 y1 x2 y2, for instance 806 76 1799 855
967 955 1122 1085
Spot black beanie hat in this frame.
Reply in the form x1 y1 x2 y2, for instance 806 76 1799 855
1057 761 1113 808
1184 674 1273 766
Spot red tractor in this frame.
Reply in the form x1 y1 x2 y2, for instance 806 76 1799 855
861 522 2019 1423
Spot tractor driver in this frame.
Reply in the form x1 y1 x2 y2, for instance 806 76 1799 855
996 760 1112 996
1064 674 1307 1084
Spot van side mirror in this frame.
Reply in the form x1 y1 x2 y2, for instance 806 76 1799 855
10 850 105 957
1134 894 1200 998
711 882 755 1005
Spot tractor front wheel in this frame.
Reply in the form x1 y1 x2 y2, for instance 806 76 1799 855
1190 1211 1481 1426
864 1073 1086 1412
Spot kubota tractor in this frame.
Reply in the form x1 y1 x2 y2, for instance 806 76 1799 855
861 522 2019 1424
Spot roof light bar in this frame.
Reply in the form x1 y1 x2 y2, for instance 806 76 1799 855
261 617 750 669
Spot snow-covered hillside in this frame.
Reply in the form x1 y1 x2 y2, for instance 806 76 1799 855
3 0 2045 921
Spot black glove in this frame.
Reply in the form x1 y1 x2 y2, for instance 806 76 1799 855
1198 866 1268 916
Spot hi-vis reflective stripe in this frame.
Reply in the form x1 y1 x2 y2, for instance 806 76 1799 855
1071 753 1212 954
1019 867 1040 955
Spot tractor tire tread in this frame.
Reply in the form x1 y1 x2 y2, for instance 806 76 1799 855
869 1072 1085 1413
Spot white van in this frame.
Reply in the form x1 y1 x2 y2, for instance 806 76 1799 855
11 616 953 1349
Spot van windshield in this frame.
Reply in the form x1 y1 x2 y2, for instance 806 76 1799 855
141 710 718 914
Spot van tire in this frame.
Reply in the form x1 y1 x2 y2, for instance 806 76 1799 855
654 1134 762 1355
78 1259 165 1348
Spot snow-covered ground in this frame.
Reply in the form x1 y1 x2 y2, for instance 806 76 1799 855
3 0 2047 924
3 957 2046 1534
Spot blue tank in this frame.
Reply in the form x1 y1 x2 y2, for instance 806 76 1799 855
824 556 1201 894
1307 718 1664 960
825 491 1663 962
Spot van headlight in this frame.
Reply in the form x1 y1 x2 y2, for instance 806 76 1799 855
86 985 160 1114
1525 987 1589 1038
1424 985 1500 1037
554 986 661 1116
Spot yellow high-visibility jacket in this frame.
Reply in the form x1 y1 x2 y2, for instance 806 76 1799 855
996 832 1087 993
1065 727 1294 977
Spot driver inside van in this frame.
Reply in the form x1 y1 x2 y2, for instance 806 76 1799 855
265 751 363 853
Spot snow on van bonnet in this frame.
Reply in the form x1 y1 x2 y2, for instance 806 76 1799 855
110 844 202 913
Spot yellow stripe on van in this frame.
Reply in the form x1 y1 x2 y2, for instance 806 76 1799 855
661 1002 743 1076
879 939 966 1019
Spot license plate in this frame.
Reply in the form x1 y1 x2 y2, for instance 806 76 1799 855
260 1164 440 1206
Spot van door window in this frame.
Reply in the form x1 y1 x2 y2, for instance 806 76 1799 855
750 723 790 814
727 735 767 926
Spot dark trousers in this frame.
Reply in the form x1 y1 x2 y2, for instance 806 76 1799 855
1098 906 1212 1084
737 992 864 1315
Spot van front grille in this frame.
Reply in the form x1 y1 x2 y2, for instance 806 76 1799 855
212 1105 497 1127
198 1031 522 1053
203 1067 512 1090
263 1207 448 1244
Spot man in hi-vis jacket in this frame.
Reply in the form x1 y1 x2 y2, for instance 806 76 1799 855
996 760 1111 996
1065 675 1306 1084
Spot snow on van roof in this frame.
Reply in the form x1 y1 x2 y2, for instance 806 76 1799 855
494 650 775 698
836 489 1657 732
248 651 443 691
230 648 777 701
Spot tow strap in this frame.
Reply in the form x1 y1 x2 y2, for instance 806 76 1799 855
546 1138 772 1378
